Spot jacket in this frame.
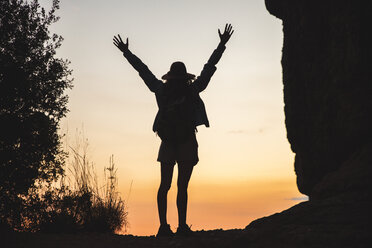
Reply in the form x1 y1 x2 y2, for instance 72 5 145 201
123 43 226 133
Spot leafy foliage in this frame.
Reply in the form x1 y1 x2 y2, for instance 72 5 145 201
0 0 72 230
0 1 127 234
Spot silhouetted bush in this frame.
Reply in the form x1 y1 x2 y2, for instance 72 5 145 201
34 136 128 234
18 154 128 234
85 156 128 233
0 0 72 230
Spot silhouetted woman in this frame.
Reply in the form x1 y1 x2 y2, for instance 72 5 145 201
113 24 233 237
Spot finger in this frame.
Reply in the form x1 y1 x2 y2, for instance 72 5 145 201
118 34 123 43
218 28 222 36
113 42 119 48
225 23 228 32
113 37 120 43
228 24 232 33
126 37 129 45
230 30 234 36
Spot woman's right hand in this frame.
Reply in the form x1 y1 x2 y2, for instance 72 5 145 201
113 34 129 53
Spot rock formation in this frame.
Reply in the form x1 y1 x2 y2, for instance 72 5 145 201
241 1 372 247
265 0 372 200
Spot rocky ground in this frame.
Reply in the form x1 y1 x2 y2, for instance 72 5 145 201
5 228 245 248
5 197 371 248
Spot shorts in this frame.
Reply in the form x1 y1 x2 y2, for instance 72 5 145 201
157 133 199 165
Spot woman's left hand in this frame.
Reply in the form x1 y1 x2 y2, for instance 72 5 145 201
218 24 234 45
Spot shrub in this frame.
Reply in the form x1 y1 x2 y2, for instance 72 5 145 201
35 135 128 233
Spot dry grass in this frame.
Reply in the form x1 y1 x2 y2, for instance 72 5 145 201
36 129 128 233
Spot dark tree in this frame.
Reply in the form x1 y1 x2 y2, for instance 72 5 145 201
0 0 72 229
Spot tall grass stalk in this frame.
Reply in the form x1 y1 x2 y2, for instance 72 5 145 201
37 129 128 233
65 132 128 233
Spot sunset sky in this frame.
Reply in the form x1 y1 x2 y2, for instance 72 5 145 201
39 0 307 235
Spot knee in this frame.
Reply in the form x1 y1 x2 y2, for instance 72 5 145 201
159 182 172 192
177 181 188 192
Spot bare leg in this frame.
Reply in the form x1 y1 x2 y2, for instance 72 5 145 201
157 162 175 226
176 162 194 227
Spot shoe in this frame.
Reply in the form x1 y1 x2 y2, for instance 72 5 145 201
156 224 174 238
176 224 194 237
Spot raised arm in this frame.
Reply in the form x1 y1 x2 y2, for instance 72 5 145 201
194 24 234 92
113 35 162 93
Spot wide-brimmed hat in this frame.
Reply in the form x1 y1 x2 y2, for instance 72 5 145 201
161 61 195 80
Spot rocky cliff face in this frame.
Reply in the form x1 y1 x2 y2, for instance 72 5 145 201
265 0 372 199
239 2 372 246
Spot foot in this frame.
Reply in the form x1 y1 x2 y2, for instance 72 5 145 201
176 224 193 237
156 224 174 238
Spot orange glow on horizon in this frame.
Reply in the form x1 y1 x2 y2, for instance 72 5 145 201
122 177 306 236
